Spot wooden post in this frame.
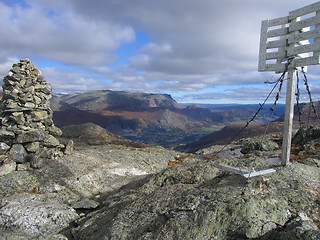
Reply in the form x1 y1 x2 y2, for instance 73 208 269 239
281 68 297 165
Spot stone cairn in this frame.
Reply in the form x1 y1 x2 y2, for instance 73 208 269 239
0 58 70 173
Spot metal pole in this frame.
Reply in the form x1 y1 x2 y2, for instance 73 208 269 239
281 68 297 165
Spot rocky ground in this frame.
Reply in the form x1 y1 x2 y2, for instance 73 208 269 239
0 124 319 239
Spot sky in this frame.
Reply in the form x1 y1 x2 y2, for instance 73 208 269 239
0 0 319 104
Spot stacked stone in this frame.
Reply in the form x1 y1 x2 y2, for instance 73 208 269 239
0 58 66 171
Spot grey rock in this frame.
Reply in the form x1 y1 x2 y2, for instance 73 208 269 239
292 125 320 146
15 129 48 143
241 138 279 154
9 144 28 163
260 212 320 240
48 125 63 136
11 111 25 125
0 142 10 154
30 110 49 122
16 162 31 171
0 199 79 235
24 102 36 108
64 140 74 155
0 129 15 139
25 141 40 152
29 153 45 169
0 159 16 176
72 199 100 210
65 161 319 240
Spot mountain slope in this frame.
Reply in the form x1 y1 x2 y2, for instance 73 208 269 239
177 101 320 153
59 90 182 111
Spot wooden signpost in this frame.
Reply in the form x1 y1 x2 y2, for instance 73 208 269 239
258 2 320 166
215 2 319 177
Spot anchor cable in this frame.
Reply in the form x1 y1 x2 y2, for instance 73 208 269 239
301 67 320 125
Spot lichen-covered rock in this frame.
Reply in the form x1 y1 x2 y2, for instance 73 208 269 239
8 143 28 163
0 198 79 235
0 142 10 154
72 199 100 210
64 140 74 155
292 125 320 146
0 159 16 176
64 161 319 240
260 212 320 240
240 138 279 154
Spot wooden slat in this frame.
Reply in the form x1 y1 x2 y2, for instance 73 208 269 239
216 164 276 178
287 41 319 56
267 27 289 38
259 63 287 72
288 29 320 44
216 164 250 175
289 2 320 20
266 38 287 48
314 11 320 58
268 16 289 27
293 55 320 67
243 169 276 178
258 20 269 71
262 56 320 72
266 50 287 60
290 15 320 32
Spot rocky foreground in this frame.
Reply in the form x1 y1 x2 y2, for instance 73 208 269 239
0 124 319 240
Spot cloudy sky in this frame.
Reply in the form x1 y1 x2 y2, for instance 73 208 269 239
0 0 319 104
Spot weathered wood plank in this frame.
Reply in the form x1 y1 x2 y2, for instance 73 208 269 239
288 29 320 44
216 164 276 178
281 68 297 165
266 50 287 60
258 20 269 71
216 164 250 175
314 11 320 58
243 169 276 178
267 27 289 38
259 63 287 72
293 56 320 67
287 41 319 56
268 16 289 27
289 2 320 20
266 38 287 48
289 15 320 32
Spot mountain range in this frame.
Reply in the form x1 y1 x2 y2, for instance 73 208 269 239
50 90 288 148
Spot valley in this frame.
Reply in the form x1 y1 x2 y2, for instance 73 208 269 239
51 90 287 149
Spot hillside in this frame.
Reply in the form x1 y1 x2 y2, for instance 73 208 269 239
58 90 182 111
177 101 320 153
50 90 284 148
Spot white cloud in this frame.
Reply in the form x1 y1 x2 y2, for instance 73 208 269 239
0 0 319 103
0 57 19 77
0 1 135 68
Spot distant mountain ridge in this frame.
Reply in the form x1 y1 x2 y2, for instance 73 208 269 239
49 90 290 147
58 90 181 111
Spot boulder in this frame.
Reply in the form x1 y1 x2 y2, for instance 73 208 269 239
240 138 279 154
292 125 320 146
8 144 28 163
0 198 79 236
